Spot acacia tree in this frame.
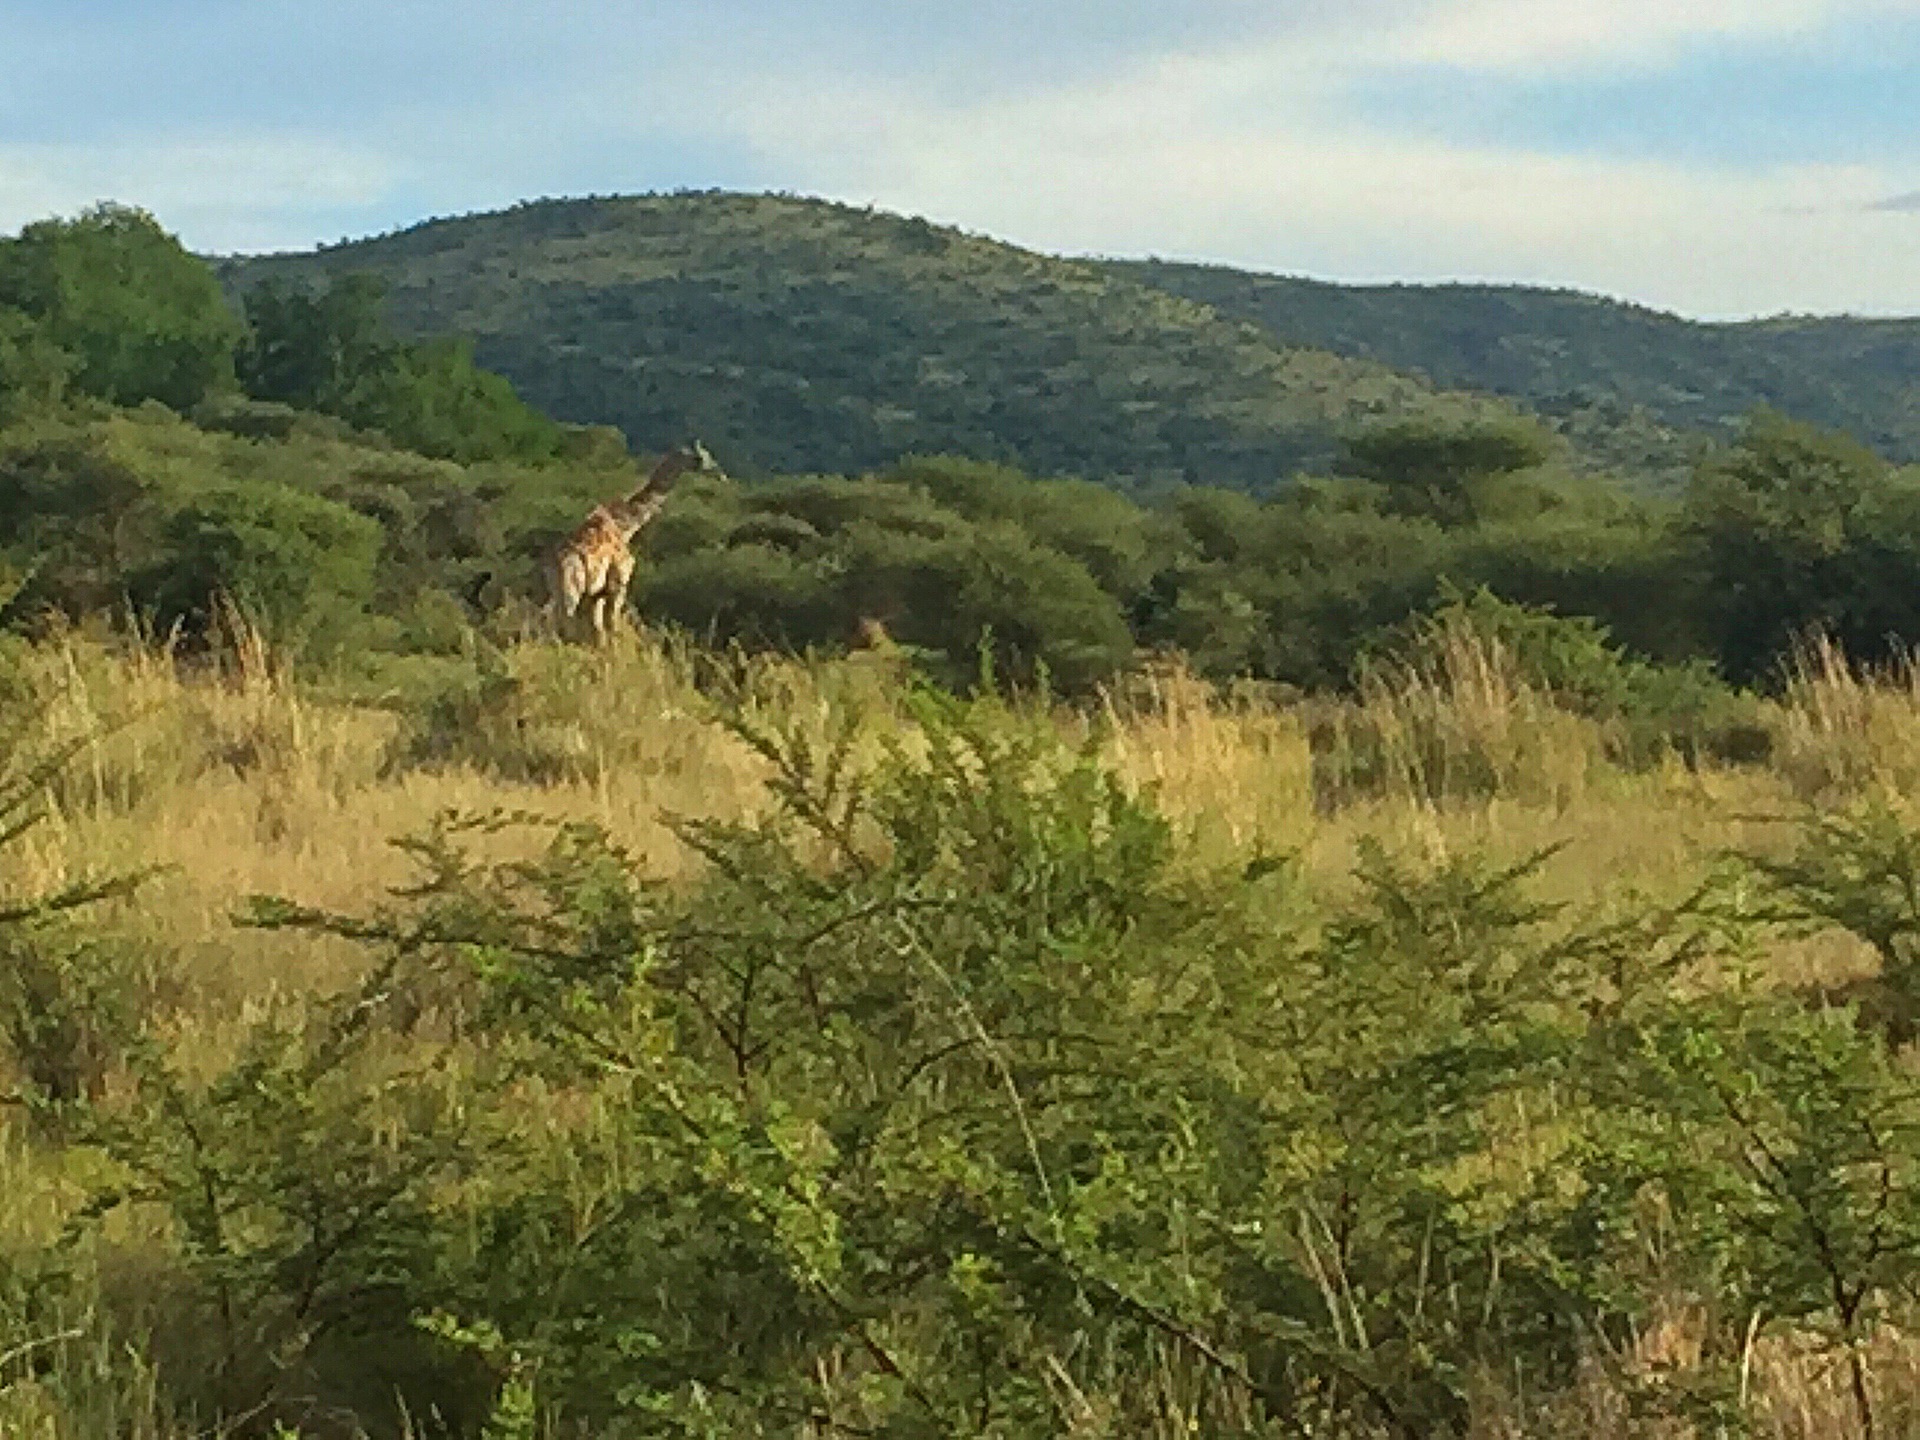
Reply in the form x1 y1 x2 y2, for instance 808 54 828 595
1685 410 1920 683
1339 416 1555 527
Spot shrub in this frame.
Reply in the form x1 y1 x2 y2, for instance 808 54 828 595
131 481 381 651
1744 796 1920 1044
181 688 1761 1436
1624 990 1920 1440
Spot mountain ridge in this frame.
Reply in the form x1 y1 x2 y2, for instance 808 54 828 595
218 191 1919 489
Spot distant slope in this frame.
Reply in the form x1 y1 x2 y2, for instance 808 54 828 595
1109 260 1920 464
219 194 1537 495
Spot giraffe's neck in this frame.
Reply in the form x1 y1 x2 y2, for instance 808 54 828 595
623 450 693 508
599 451 691 540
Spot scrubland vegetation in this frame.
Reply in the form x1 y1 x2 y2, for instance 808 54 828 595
16 200 1920 1437
220 192 1519 491
12 618 1920 1438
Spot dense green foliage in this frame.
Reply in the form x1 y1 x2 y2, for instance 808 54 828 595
0 406 620 649
0 305 73 425
240 273 570 462
1115 258 1920 475
12 395 1920 713
10 194 1920 710
1336 415 1557 525
220 192 1920 497
0 204 579 469
1685 412 1920 684
0 204 240 414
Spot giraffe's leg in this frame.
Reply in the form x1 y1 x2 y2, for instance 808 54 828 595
606 556 635 640
544 558 563 638
551 553 588 643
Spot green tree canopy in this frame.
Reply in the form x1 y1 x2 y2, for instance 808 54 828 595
0 204 239 411
0 306 72 423
240 272 389 408
1685 410 1920 682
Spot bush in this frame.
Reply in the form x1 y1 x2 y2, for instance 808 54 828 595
131 482 381 650
645 489 1138 691
116 690 1741 1435
1379 586 1767 771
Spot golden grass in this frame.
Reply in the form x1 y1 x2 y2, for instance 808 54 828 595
2 621 1896 1036
1319 617 1604 814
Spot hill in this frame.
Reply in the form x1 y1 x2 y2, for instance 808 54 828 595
219 193 1548 494
1109 260 1920 465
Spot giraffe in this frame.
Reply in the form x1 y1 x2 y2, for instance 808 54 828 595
848 614 912 685
548 440 720 641
852 615 895 652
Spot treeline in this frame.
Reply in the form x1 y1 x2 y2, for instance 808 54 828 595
7 205 1920 717
0 204 567 460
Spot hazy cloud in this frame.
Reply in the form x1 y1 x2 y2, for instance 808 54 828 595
1380 0 1916 72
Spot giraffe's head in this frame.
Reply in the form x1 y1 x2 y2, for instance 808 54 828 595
648 439 722 496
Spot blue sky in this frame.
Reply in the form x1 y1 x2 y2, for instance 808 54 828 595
3 0 1918 317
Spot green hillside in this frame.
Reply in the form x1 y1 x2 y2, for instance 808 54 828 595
219 193 1536 494
1111 259 1920 465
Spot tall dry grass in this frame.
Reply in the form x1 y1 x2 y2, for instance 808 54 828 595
1313 614 1603 814
0 619 1888 1077
1770 632 1920 801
